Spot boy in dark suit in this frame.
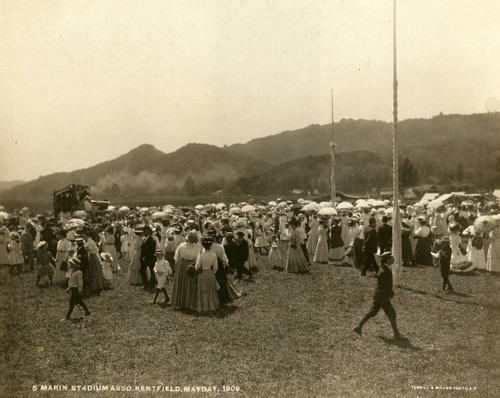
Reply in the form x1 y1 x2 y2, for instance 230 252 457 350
353 252 402 340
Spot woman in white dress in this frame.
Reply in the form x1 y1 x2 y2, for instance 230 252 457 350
306 216 319 257
463 226 486 270
449 223 470 271
487 226 500 273
54 230 71 284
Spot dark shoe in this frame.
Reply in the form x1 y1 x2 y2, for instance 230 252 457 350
150 301 157 305
66 316 71 321
353 326 362 336
393 333 402 341
84 312 91 316
360 273 367 277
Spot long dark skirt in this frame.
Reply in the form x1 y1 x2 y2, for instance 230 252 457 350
402 233 413 264
215 259 232 305
171 258 197 309
87 253 104 292
415 236 433 266
353 238 364 269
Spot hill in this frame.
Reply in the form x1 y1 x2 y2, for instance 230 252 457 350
228 112 500 189
228 151 391 195
0 144 270 201
0 181 25 194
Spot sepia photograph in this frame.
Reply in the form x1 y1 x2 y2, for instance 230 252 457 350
0 0 499 397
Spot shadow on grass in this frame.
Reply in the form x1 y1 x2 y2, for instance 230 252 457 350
378 335 423 351
397 285 498 310
176 305 239 319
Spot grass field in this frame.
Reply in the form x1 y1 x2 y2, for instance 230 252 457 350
1 246 499 398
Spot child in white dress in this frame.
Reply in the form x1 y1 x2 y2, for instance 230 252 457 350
268 235 282 270
100 253 114 289
152 250 172 304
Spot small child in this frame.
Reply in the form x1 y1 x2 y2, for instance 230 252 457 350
36 241 54 286
268 235 282 270
432 236 453 291
164 235 176 274
152 250 172 304
7 230 23 276
101 253 113 289
66 258 91 320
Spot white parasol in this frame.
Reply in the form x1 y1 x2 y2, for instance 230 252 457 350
318 207 338 216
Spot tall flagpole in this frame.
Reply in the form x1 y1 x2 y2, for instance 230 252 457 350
392 0 403 286
330 89 336 206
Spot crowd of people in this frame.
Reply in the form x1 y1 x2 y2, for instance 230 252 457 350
0 196 499 327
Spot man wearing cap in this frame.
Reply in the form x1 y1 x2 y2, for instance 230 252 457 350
353 252 402 340
361 217 379 276
140 226 157 289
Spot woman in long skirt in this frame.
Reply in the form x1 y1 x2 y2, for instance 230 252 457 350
414 218 433 267
306 216 319 257
83 232 104 292
286 220 310 273
127 229 144 285
328 218 345 265
487 227 500 272
402 222 413 266
171 232 201 310
192 236 220 312
54 231 71 284
103 226 119 271
313 221 329 264
349 219 364 269
449 223 469 271
463 227 487 270
0 225 9 266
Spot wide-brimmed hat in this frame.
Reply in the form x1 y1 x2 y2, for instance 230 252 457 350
155 250 164 256
100 252 113 261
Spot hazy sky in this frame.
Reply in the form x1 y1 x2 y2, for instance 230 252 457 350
1 0 499 181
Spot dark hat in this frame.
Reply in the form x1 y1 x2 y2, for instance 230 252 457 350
235 231 245 236
143 225 152 232
369 217 377 225
382 216 389 223
225 232 234 239
201 236 214 245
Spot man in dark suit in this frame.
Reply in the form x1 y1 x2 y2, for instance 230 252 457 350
361 217 379 276
353 252 402 340
140 226 157 289
377 216 392 254
226 231 252 279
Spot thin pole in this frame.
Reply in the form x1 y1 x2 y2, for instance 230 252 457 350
392 0 402 286
330 89 336 206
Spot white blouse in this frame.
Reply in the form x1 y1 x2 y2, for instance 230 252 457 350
174 242 201 262
195 250 218 272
